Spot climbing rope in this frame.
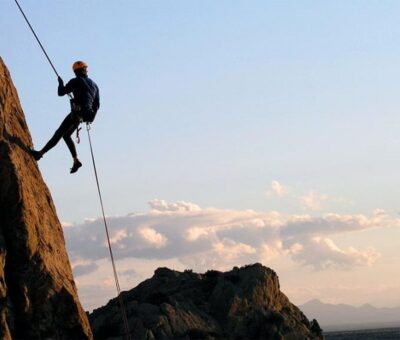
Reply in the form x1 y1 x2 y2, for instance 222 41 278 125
13 1 131 338
13 0 73 100
86 124 132 339
14 0 59 78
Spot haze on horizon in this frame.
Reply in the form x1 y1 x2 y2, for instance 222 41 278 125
2 1 400 312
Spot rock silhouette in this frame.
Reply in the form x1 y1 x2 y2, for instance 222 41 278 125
0 57 92 339
90 264 323 339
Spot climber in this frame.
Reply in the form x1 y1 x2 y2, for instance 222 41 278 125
31 61 100 173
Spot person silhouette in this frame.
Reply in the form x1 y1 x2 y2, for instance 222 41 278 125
31 61 100 173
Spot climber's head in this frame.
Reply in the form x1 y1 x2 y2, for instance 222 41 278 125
72 61 88 76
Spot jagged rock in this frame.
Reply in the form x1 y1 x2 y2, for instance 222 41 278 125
0 57 92 338
90 264 323 339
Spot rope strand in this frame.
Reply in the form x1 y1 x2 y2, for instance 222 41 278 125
14 0 72 101
86 124 132 339
14 0 60 78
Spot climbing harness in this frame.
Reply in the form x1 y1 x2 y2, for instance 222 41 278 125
13 1 131 338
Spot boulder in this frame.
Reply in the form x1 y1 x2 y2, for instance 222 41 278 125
90 264 323 339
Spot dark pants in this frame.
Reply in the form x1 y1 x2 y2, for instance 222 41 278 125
42 112 81 158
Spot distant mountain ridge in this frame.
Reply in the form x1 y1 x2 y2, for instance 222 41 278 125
300 299 400 331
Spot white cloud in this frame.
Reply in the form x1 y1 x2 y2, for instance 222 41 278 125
289 237 381 270
260 242 283 261
149 199 201 212
185 226 214 241
138 226 167 248
270 180 288 197
212 239 257 261
179 239 258 270
300 191 328 210
109 229 127 245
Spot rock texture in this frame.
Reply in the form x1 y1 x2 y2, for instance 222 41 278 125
0 57 92 338
90 264 323 339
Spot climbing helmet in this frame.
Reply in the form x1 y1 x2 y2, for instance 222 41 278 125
72 61 88 71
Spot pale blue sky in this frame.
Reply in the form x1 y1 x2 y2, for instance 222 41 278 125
2 0 400 220
2 1 400 310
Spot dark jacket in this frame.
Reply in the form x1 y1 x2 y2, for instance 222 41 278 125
58 75 100 113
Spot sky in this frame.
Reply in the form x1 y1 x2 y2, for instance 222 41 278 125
2 0 400 312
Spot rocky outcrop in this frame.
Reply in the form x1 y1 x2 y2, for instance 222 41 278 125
90 264 323 339
0 57 92 338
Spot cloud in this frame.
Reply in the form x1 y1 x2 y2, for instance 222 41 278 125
138 226 167 248
120 269 138 280
63 200 400 274
149 199 201 212
300 191 328 210
109 229 127 245
72 262 99 277
289 237 380 270
269 180 288 197
265 182 334 213
213 239 257 261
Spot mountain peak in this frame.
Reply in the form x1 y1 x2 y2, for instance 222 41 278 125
90 263 323 339
303 299 324 306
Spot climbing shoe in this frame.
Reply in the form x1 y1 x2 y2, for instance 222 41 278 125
31 149 43 161
70 160 82 174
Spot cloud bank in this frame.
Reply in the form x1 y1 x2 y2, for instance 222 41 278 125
65 199 398 277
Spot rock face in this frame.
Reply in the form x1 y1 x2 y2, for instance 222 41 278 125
90 264 323 339
0 57 92 338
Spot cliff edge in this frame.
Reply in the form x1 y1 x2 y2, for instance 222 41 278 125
0 57 92 338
